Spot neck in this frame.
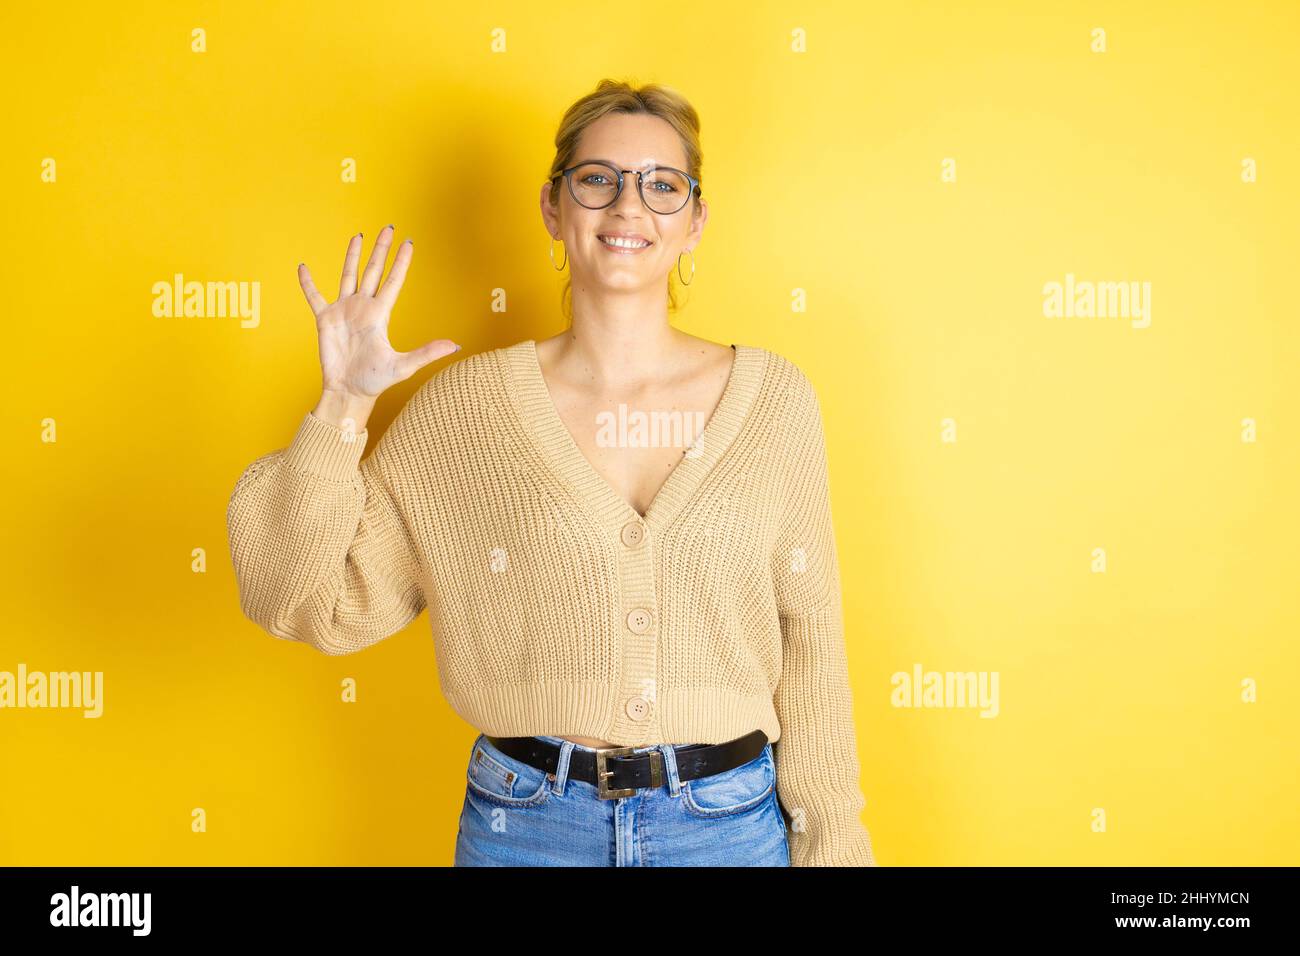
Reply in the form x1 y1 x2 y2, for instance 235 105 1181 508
547 310 685 390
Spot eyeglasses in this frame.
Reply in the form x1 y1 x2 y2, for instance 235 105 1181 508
552 160 701 215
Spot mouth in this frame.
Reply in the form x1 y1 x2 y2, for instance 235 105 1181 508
597 233 654 253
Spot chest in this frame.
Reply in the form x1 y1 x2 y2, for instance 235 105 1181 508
550 379 727 518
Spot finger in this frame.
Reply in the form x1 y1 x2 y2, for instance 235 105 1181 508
339 232 363 298
297 263 328 316
395 338 461 381
376 238 413 309
359 224 395 296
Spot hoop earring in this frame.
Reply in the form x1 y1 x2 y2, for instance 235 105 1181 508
677 248 695 286
549 237 567 271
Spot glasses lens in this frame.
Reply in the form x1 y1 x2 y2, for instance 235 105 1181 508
641 168 692 213
570 163 620 209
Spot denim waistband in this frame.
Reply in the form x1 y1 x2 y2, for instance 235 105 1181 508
532 734 700 754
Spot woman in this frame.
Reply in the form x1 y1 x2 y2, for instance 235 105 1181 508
227 79 877 866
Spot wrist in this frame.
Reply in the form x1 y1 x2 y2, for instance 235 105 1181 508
313 389 376 431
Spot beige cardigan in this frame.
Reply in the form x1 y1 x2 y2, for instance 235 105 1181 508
226 338 876 866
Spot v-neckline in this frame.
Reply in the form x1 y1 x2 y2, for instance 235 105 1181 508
503 338 767 533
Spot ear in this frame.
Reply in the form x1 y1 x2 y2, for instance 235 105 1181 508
684 196 709 248
539 181 561 237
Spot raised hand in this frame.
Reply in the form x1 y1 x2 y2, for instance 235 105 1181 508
299 226 459 426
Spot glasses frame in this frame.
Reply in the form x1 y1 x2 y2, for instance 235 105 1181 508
552 160 701 215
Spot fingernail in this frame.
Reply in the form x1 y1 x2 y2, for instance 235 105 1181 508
405 239 413 245
387 223 394 230
454 344 462 352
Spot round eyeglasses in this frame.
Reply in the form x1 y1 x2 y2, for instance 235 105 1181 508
552 160 701 215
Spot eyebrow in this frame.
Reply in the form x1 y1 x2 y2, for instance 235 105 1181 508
582 158 679 171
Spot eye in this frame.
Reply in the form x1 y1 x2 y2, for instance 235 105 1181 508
581 173 614 186
649 181 677 193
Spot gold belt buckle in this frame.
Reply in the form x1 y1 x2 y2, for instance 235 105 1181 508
594 746 663 800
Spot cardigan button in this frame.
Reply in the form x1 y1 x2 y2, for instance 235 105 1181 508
625 697 650 720
620 521 645 548
625 608 653 634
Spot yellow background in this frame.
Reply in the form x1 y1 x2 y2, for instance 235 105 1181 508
2 0 1296 865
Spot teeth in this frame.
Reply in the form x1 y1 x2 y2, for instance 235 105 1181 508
599 235 650 249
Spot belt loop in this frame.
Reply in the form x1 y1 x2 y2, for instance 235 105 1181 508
551 739 575 795
659 742 683 797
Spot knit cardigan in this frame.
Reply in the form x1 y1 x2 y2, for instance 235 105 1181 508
226 338 877 866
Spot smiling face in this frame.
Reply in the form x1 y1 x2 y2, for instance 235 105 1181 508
541 111 707 296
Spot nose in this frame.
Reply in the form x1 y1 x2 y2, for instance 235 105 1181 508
612 171 649 216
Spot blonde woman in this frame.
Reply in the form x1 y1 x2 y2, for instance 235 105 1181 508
227 79 877 866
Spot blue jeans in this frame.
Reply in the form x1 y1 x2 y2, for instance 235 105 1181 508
454 732 791 866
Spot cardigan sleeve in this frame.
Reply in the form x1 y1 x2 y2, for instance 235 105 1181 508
226 402 428 656
770 372 878 867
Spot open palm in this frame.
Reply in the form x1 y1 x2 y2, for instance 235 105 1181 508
298 225 459 399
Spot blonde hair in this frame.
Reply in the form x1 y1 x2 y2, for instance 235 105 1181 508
546 78 704 321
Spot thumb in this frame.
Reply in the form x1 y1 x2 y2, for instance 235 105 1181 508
396 339 461 381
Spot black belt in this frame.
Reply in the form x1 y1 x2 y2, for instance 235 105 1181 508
484 729 768 800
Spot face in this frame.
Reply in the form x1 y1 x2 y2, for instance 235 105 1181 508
540 112 707 294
